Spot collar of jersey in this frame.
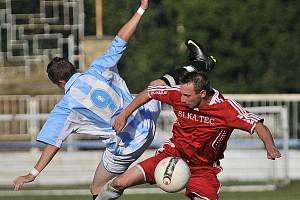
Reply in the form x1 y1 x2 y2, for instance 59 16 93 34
64 73 82 94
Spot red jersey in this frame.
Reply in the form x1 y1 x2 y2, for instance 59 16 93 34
148 85 263 165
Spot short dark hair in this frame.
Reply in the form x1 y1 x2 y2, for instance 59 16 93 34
180 71 214 95
46 57 77 84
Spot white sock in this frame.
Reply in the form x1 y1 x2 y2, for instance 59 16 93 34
95 179 123 200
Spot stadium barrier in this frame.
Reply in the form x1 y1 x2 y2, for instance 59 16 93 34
1 94 300 142
0 94 297 191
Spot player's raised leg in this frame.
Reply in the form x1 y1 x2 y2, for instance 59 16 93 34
158 40 217 86
185 39 216 71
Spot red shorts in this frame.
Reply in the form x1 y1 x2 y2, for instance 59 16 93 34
138 142 222 200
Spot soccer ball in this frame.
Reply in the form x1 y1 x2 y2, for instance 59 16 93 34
154 156 191 193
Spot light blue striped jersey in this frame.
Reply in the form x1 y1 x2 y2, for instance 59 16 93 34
37 36 161 155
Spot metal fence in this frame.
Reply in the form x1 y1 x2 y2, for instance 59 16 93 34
0 95 293 189
225 93 300 139
0 94 300 142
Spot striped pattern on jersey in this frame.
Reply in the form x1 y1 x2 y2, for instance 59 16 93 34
209 89 224 105
37 36 159 155
210 89 262 132
148 85 180 91
227 99 262 131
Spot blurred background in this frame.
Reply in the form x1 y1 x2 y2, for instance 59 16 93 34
0 0 300 199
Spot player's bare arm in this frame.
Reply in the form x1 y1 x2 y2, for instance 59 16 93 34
113 89 151 134
117 0 148 42
113 76 167 133
254 122 281 160
13 144 59 190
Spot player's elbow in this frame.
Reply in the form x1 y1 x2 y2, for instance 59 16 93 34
255 121 266 131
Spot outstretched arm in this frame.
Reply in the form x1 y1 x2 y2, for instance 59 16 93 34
113 89 151 134
118 0 148 42
13 144 59 190
89 0 149 71
254 122 281 160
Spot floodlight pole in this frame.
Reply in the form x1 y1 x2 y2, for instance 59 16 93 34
95 0 103 37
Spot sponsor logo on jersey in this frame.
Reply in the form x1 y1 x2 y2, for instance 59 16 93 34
150 90 168 95
177 111 215 124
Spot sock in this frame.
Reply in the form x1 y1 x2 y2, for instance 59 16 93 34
95 179 123 200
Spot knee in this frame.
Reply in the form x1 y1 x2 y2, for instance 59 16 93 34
89 182 98 195
111 177 126 191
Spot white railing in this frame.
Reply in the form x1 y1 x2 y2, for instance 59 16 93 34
0 95 293 188
0 94 300 141
225 94 300 138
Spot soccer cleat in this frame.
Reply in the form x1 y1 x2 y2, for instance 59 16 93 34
185 39 216 72
158 40 216 86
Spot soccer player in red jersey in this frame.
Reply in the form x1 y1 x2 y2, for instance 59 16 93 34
96 71 281 200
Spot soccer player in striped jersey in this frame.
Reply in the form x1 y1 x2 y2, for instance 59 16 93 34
98 72 281 200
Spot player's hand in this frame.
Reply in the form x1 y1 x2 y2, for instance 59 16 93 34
140 0 148 10
13 174 35 191
266 145 281 160
113 114 127 134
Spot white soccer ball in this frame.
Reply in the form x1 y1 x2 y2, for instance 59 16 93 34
154 156 191 193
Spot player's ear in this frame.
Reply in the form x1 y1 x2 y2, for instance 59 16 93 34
57 80 66 89
199 90 207 98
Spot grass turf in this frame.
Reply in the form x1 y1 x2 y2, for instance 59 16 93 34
1 181 299 200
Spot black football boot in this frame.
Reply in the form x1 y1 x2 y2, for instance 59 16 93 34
185 39 216 72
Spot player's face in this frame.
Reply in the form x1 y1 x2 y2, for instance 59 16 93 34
180 83 202 108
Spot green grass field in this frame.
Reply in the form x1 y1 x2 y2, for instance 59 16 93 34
1 181 299 200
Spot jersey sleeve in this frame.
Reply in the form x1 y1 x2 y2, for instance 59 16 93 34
36 97 71 148
225 99 263 134
88 36 127 73
147 85 180 105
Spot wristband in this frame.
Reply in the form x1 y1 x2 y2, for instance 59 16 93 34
137 7 145 15
29 168 40 177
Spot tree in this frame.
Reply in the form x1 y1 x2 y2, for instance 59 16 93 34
89 0 300 93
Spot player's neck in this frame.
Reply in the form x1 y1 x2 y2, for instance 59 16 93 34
199 95 213 107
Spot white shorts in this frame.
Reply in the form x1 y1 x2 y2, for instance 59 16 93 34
101 134 153 174
102 99 161 174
